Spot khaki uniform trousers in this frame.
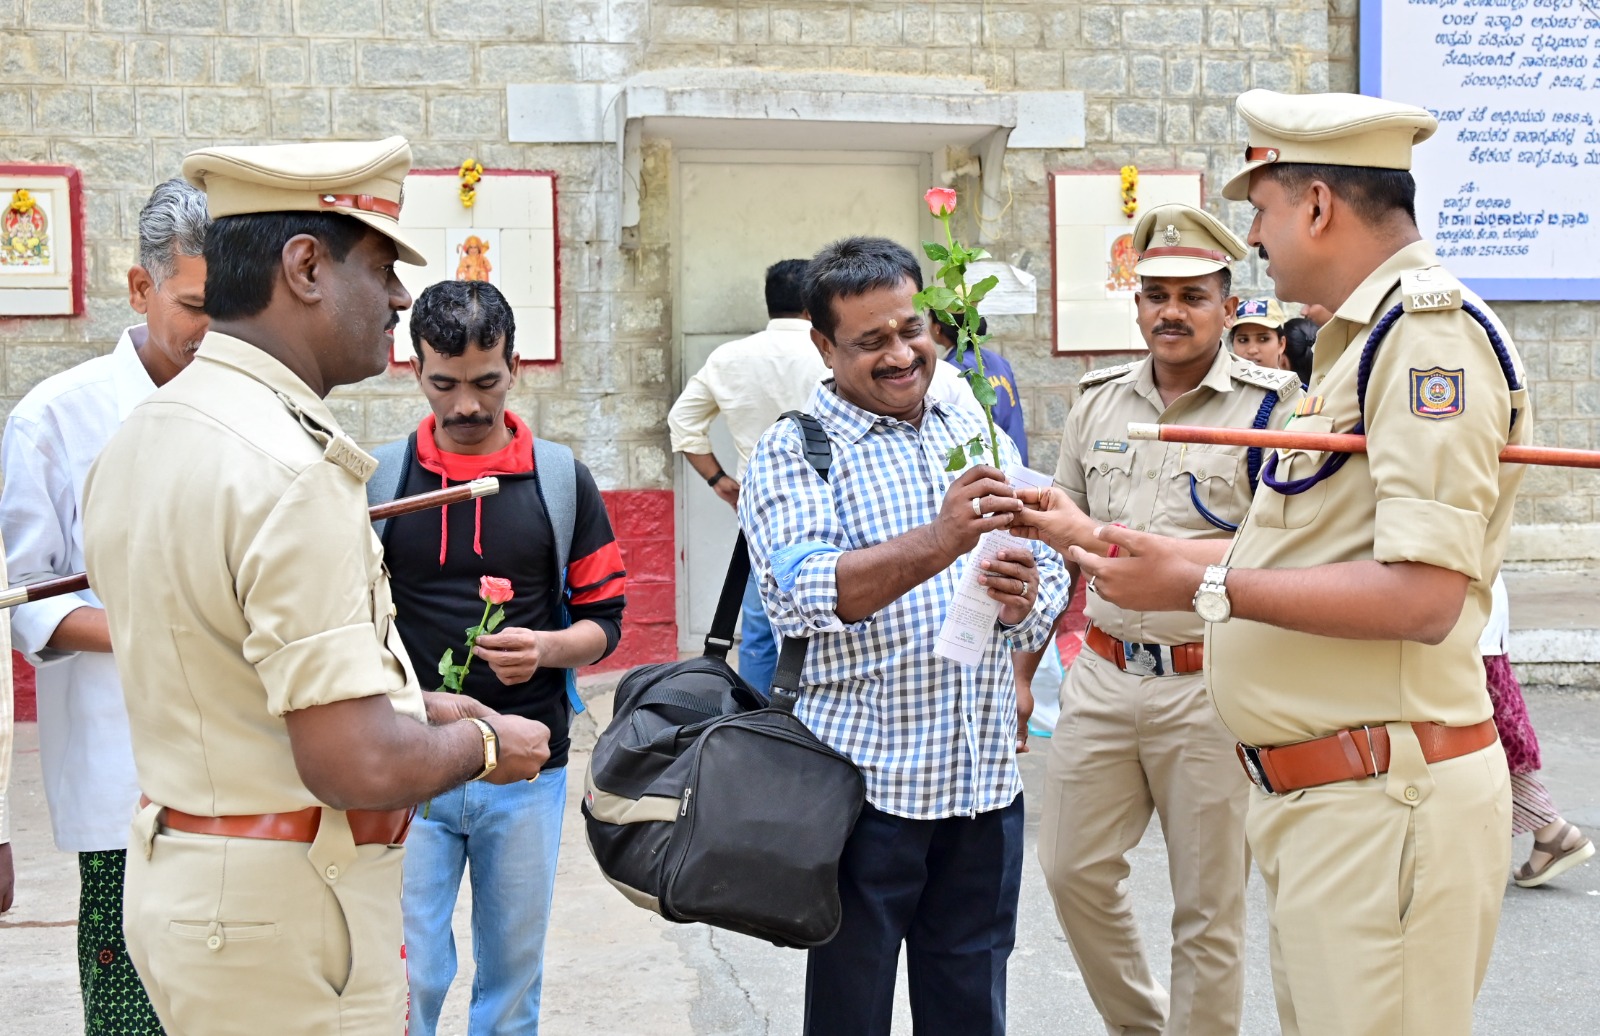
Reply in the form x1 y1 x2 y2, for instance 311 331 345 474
124 802 409 1035
1038 648 1250 1036
1248 733 1511 1036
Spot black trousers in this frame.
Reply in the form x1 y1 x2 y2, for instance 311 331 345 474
803 794 1025 1036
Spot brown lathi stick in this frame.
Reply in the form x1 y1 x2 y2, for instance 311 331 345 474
1126 423 1600 470
0 476 501 610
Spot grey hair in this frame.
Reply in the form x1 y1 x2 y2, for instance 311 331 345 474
137 177 210 285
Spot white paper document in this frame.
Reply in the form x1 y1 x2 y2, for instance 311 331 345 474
934 465 1053 668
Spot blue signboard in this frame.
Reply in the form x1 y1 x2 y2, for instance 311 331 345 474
1361 0 1600 300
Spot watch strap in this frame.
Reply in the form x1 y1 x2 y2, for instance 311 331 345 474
707 470 727 487
467 717 499 781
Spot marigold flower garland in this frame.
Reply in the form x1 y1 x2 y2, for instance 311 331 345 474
1120 165 1139 219
459 158 484 208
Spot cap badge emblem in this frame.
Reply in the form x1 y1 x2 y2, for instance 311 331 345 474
1162 225 1180 246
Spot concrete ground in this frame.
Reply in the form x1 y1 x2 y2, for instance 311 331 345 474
2 686 1597 1035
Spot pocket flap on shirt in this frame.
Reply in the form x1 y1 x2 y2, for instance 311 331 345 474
1177 450 1240 486
1089 450 1136 477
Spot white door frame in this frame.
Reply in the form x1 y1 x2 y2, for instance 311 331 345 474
670 147 937 652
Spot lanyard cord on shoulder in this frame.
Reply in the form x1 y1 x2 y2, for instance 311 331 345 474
1259 300 1522 497
1188 389 1281 532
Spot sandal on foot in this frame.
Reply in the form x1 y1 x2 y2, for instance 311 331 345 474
1514 823 1596 888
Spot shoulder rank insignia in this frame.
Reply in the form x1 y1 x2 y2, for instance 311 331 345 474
1293 395 1325 417
324 433 380 481
1411 367 1464 420
1399 267 1463 313
1092 439 1129 453
1079 362 1135 389
1229 360 1299 393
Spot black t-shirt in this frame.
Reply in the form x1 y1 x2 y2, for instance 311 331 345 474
383 435 626 770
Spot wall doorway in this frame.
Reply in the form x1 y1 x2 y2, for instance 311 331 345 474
673 149 931 652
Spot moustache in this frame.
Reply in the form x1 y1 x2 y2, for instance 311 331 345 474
443 415 493 428
1256 245 1269 261
872 356 926 380
1153 324 1193 337
385 316 400 331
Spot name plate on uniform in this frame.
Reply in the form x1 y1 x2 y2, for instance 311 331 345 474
1092 439 1129 453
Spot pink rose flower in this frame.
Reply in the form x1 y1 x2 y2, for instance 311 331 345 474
925 187 958 217
479 576 514 605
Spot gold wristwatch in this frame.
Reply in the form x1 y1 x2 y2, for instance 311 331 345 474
467 718 499 781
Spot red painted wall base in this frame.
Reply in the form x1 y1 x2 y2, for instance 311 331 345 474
13 651 35 722
587 489 678 673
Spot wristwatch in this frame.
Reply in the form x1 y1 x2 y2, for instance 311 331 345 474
467 717 499 781
707 470 728 488
1192 565 1232 623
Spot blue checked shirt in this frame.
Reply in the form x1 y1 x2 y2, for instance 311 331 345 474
738 381 1069 820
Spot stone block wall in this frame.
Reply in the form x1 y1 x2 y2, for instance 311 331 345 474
0 0 1594 539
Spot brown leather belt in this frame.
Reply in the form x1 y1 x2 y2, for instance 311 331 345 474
1086 624 1204 676
141 795 414 846
1235 719 1499 795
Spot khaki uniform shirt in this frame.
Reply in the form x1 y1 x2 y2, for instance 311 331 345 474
1056 348 1302 645
1210 242 1528 747
82 332 425 817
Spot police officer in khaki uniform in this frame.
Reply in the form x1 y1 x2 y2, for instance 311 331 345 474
1015 204 1300 1035
1067 92 1527 1036
81 138 551 1035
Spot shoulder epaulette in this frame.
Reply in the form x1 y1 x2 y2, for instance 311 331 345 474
1399 266 1464 313
275 390 378 481
1229 359 1300 395
1078 362 1136 389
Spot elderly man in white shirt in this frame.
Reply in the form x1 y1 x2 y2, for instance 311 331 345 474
0 176 210 1028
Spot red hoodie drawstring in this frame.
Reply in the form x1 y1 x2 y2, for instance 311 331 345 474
439 475 450 566
414 412 536 567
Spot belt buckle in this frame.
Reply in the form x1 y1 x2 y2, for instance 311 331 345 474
1237 743 1276 794
1124 641 1165 677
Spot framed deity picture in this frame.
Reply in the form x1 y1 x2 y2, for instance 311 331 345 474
0 164 85 317
393 169 559 365
1049 170 1204 354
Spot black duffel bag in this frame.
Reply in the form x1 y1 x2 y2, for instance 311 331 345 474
582 414 864 949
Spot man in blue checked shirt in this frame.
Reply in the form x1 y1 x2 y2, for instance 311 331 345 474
738 237 1070 1036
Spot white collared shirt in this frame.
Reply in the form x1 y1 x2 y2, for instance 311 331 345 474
1 327 154 851
668 318 828 479
667 319 993 478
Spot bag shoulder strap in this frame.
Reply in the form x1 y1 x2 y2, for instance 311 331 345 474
533 437 577 577
366 438 412 541
769 412 832 711
530 437 583 715
703 412 832 689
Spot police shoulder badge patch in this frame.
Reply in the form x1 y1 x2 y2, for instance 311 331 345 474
1411 367 1464 420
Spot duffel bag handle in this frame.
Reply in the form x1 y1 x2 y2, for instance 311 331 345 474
769 635 808 714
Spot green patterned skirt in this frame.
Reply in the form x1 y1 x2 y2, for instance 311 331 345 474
79 849 164 1034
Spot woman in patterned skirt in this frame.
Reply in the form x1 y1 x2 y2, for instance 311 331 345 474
1482 574 1595 887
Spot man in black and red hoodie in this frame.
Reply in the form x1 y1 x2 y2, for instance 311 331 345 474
381 280 625 1036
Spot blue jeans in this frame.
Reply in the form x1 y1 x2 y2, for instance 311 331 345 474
402 767 568 1036
739 569 779 692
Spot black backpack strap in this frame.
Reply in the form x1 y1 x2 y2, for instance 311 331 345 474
781 410 832 481
765 411 834 713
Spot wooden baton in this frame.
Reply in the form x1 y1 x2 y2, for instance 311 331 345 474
0 476 501 611
1126 423 1600 471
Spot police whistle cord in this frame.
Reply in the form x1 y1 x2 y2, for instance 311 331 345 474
1126 423 1600 470
0 476 501 610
